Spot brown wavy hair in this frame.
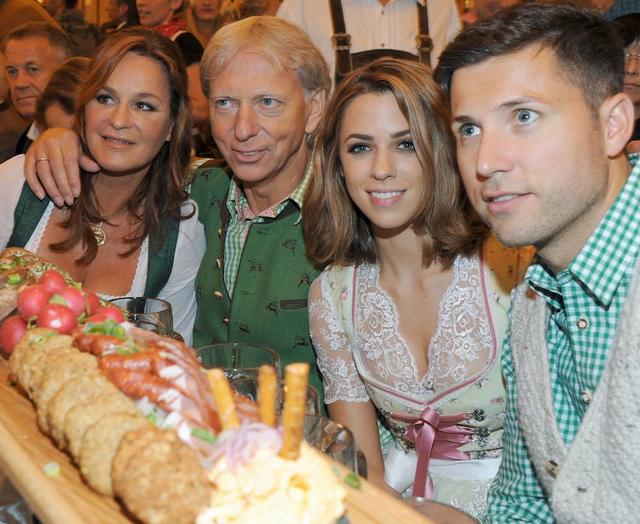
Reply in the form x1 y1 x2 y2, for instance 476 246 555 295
50 28 193 265
303 58 487 270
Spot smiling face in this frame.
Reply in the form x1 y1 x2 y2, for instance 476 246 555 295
136 0 181 27
338 91 425 238
83 52 173 179
4 36 65 119
451 44 630 269
208 51 323 206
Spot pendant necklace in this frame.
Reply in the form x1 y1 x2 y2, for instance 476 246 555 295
90 221 106 247
90 205 129 247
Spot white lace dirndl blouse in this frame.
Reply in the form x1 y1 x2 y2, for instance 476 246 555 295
308 237 530 519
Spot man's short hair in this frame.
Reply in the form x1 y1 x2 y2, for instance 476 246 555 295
434 3 624 115
200 16 330 98
1 21 73 61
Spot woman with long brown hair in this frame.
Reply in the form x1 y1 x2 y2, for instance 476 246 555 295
0 28 205 341
304 57 531 518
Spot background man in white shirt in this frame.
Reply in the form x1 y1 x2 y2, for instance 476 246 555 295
277 0 461 82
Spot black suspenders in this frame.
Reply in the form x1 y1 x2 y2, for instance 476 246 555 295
329 0 433 84
416 2 433 65
330 0 355 84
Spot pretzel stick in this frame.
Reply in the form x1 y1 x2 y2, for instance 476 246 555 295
207 369 239 430
279 363 309 460
258 365 277 427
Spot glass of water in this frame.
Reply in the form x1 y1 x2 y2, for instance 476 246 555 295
109 297 173 335
303 415 357 472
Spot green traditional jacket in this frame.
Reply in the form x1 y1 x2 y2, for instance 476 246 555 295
189 167 324 402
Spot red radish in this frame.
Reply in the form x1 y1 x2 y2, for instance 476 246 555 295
84 313 109 324
50 286 85 316
84 292 101 315
37 304 77 334
38 269 66 295
94 305 126 323
17 285 51 320
0 315 27 353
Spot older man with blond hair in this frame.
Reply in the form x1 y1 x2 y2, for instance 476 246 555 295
23 17 331 402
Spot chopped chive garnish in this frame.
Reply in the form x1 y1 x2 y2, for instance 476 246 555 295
343 472 361 489
191 427 217 443
7 274 22 286
43 462 60 477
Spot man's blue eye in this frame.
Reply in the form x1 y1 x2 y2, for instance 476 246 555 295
459 124 479 138
515 109 538 124
261 97 280 108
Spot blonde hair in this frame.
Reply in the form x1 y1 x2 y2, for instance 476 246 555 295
200 15 330 97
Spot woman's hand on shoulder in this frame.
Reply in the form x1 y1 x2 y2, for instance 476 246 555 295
24 128 100 207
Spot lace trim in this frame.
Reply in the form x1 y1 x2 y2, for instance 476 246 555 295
24 201 54 255
352 255 492 402
309 276 370 404
311 253 496 406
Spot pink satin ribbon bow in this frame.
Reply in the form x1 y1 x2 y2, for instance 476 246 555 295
392 407 473 498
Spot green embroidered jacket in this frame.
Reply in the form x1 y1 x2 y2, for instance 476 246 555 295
190 167 324 403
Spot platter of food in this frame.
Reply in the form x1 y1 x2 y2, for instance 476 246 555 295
0 248 431 524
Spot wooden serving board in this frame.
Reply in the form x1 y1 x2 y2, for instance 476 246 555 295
0 358 131 523
0 358 432 524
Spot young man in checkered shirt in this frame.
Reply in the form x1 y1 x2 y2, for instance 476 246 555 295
435 3 640 522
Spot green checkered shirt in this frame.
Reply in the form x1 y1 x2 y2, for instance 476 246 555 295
223 163 311 297
485 156 640 523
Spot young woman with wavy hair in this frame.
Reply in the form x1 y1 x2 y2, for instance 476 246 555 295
0 28 205 341
304 57 531 519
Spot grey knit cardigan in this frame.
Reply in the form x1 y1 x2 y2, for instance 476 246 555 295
509 264 640 523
